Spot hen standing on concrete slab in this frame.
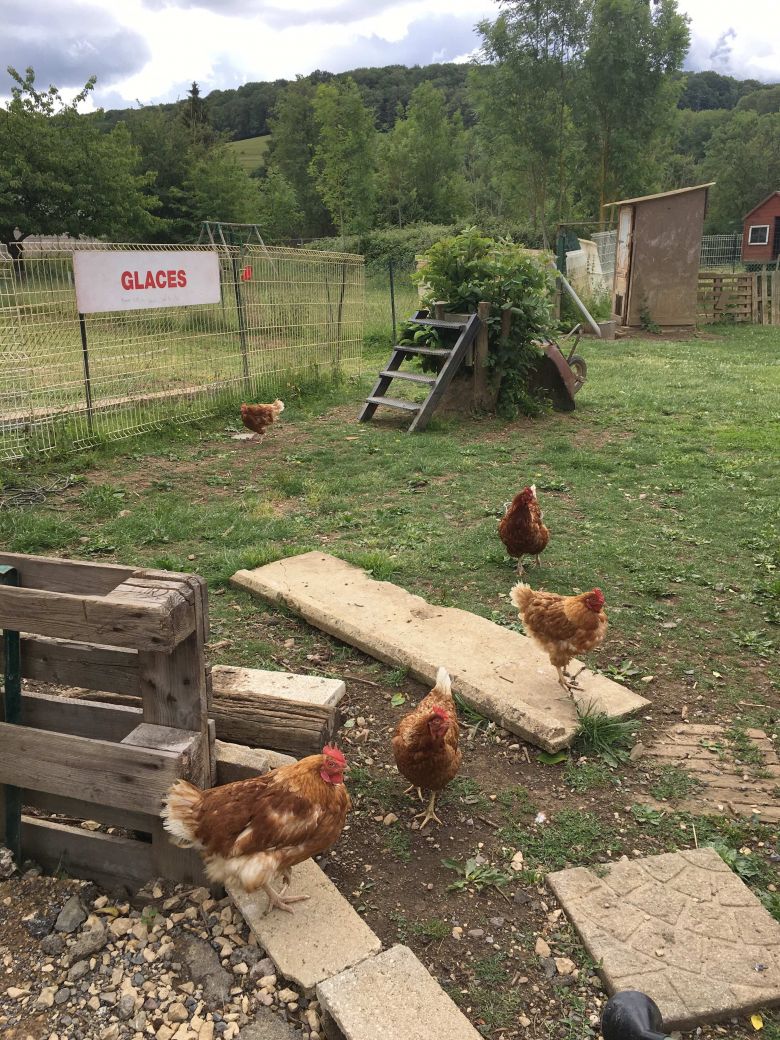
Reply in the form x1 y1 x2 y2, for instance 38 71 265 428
161 745 350 913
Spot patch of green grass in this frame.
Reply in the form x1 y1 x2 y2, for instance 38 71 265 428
348 766 398 807
472 988 523 1032
726 725 766 769
472 953 508 985
446 776 490 810
225 134 271 173
650 765 704 802
410 917 450 941
349 549 396 581
382 826 412 863
521 810 610 871
564 760 614 792
573 706 640 768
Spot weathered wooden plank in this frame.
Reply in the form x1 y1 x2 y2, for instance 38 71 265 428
23 791 152 834
0 553 134 596
0 585 195 651
0 636 140 696
122 724 209 885
0 722 196 815
21 690 142 741
21 816 154 890
210 691 336 757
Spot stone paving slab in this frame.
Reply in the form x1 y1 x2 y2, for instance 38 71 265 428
548 847 780 1029
232 552 647 752
634 723 780 823
317 944 483 1040
213 664 346 707
227 858 381 993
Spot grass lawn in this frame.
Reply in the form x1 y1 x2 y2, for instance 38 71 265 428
1 323 779 1038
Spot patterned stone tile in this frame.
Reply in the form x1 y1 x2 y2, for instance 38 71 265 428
548 848 780 1029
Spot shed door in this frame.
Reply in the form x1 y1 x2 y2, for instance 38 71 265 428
613 205 634 323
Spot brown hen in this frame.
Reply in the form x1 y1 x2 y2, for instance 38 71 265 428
498 485 549 574
240 399 284 440
391 667 461 829
510 583 607 695
161 745 350 913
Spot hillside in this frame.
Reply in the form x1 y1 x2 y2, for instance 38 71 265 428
226 134 271 174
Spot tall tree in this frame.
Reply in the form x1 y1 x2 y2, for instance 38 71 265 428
472 0 591 244
581 0 690 215
183 81 208 137
268 80 331 237
180 148 263 228
310 78 377 235
377 82 467 226
0 66 159 255
703 111 780 231
253 167 304 241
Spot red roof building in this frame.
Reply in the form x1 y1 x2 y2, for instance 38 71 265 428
741 192 780 264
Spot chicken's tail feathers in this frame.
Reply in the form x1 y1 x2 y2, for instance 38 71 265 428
161 779 203 849
433 666 452 698
274 399 285 413
510 582 534 612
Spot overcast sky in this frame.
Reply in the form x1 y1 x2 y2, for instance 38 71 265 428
1 0 778 110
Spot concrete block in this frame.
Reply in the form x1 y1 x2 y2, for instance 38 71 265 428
548 848 780 1029
215 740 295 784
228 858 381 993
213 664 345 708
232 552 648 752
317 945 483 1040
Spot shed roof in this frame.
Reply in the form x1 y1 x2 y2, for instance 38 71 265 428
743 191 780 221
606 183 715 208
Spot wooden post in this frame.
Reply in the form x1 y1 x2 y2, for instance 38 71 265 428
474 301 492 408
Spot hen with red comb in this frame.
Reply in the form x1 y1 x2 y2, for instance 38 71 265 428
392 667 462 829
162 747 351 913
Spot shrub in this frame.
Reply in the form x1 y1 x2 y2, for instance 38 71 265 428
412 228 556 417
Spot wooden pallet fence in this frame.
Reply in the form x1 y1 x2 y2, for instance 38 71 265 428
698 268 780 325
697 272 755 324
0 552 213 890
1 634 341 757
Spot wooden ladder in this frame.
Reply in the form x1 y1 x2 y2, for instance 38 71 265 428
358 311 481 433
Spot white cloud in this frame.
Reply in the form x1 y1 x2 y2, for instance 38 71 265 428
679 0 780 81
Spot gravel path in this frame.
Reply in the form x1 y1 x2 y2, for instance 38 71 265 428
0 860 318 1040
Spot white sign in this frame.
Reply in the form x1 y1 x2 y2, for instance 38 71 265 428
73 250 222 314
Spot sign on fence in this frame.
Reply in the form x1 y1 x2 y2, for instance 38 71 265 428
73 250 221 314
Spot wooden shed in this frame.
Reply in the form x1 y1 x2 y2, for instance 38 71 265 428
741 192 780 265
607 183 714 328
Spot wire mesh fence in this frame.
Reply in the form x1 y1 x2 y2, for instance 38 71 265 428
699 233 743 270
0 242 363 462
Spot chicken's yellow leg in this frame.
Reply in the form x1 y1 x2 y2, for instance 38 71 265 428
415 791 443 829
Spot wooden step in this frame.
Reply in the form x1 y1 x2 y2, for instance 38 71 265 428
379 370 436 385
364 396 421 412
407 318 466 330
395 345 450 357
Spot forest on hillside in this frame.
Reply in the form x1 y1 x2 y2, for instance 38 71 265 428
2 0 780 254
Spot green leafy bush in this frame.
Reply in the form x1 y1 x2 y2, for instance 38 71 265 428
412 228 556 417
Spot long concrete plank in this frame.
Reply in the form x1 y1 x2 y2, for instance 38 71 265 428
317 945 483 1040
227 858 381 994
231 552 648 752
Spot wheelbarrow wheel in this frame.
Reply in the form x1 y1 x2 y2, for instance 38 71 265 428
568 354 587 393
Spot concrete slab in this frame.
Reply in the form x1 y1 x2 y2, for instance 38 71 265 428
548 848 780 1029
634 723 780 823
215 740 296 784
232 552 647 752
227 858 381 994
213 664 346 708
317 945 483 1040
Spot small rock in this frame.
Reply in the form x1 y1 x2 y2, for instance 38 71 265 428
41 934 65 957
36 985 58 1008
55 987 72 1005
519 1016 531 1028
6 986 28 999
55 896 87 934
489 917 505 929
383 813 398 826
0 846 15 878
540 956 557 980
534 937 551 958
257 975 277 989
554 957 576 976
109 917 134 939
452 926 463 940
277 987 298 1004
69 917 108 962
25 912 57 938
118 993 136 1020
468 929 485 939
167 1001 189 1022
68 960 90 982
232 962 248 975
